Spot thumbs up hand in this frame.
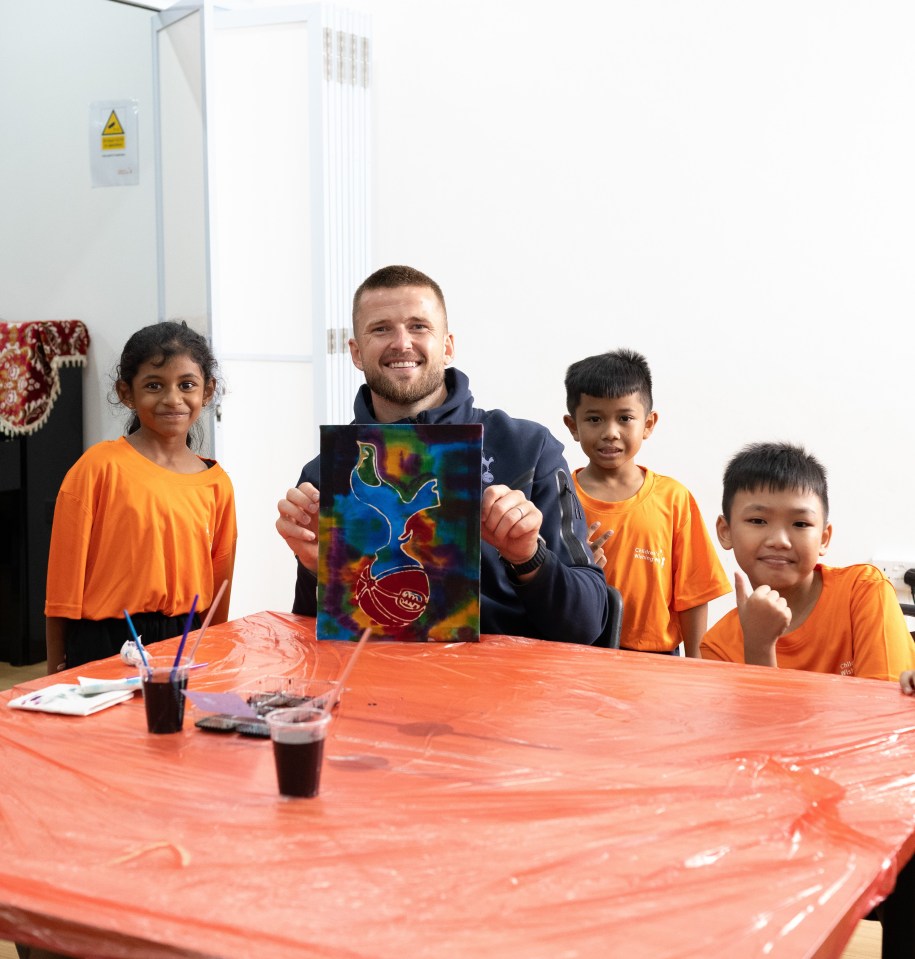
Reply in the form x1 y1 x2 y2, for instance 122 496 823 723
734 572 791 667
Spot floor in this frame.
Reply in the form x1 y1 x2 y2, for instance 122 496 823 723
0 659 883 959
0 659 47 692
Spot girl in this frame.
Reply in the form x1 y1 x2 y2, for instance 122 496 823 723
44 321 237 673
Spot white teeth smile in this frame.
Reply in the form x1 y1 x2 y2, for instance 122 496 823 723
388 361 418 368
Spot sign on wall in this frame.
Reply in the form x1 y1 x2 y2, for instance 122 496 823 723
89 99 139 187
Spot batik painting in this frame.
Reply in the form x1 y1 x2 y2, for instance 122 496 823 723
317 423 482 641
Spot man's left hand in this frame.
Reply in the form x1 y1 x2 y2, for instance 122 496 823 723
481 485 542 566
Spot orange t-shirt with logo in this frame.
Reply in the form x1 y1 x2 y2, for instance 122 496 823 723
572 468 730 652
46 437 236 622
700 564 915 681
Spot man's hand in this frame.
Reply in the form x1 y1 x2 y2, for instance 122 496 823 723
480 484 542 570
587 521 613 569
734 571 791 667
900 671 915 695
275 483 321 573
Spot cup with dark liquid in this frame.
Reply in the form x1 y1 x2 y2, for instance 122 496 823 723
266 706 332 798
138 655 189 734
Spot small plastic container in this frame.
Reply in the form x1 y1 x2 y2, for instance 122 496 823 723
232 676 340 717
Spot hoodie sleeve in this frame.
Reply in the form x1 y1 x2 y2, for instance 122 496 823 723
291 456 320 617
488 429 609 645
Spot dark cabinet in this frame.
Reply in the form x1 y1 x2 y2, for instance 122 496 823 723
0 367 84 665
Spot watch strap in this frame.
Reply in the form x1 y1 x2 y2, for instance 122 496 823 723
500 536 547 581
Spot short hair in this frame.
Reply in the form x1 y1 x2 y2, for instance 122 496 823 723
352 265 447 328
564 349 653 416
721 442 829 522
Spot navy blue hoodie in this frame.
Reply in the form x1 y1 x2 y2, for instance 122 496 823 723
292 368 608 644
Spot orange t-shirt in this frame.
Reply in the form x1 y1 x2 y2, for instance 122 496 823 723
700 564 915 681
45 437 236 621
573 468 730 652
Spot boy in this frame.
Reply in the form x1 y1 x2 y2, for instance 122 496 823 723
563 349 730 655
700 442 915 680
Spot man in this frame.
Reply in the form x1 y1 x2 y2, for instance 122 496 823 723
275 265 609 644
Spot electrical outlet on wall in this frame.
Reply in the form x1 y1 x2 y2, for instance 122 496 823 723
872 560 915 594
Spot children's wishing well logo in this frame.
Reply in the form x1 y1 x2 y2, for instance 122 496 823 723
633 546 666 568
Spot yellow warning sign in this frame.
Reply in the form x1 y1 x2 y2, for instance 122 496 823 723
101 110 125 151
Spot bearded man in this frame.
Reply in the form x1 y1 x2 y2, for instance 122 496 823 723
275 265 609 645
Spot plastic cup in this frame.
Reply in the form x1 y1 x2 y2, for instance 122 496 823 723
138 655 189 734
267 706 332 798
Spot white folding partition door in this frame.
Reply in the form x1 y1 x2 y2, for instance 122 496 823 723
153 6 208 333
153 4 371 620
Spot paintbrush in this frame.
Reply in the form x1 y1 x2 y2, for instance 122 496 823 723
327 626 372 711
186 579 229 664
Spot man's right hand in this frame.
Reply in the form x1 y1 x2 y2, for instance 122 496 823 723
275 483 321 573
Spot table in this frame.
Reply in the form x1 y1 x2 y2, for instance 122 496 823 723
1 611 914 959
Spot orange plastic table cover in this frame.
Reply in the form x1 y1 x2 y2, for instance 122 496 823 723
2 611 915 959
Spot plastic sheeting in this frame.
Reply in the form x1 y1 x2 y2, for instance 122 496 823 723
2 611 915 959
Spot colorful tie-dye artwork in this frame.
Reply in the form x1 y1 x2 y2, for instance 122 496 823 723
317 424 483 641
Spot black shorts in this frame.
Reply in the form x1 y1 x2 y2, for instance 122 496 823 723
65 611 202 669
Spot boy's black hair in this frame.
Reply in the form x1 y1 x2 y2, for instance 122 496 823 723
114 320 220 448
721 442 829 522
564 349 653 416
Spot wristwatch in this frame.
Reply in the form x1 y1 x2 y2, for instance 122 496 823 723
500 536 547 582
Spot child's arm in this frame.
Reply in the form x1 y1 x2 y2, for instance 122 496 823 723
46 618 68 675
680 604 708 658
734 572 791 667
851 574 915 681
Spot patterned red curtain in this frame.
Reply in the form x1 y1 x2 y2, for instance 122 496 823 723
0 320 90 436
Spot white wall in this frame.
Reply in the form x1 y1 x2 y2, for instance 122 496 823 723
3 1 914 630
344 0 915 622
0 0 158 443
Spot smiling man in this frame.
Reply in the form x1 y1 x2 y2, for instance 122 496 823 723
275 264 609 644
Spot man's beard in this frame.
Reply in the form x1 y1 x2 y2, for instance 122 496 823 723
363 359 446 406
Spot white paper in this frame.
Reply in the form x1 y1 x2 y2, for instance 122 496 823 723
8 684 134 716
89 99 139 187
